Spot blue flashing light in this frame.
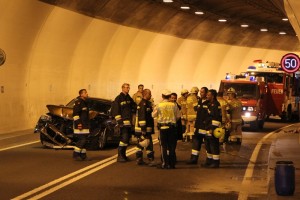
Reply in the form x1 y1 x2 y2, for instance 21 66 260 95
248 66 256 70
225 73 230 80
249 76 256 81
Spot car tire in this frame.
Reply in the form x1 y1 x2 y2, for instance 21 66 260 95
98 128 107 150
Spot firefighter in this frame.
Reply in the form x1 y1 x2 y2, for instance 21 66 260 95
226 87 243 143
203 89 222 168
73 89 90 161
217 91 230 145
186 87 208 164
152 89 181 169
112 83 137 162
177 89 189 139
184 87 198 141
132 84 144 105
135 89 155 166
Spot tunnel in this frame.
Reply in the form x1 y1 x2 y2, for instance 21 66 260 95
0 0 300 133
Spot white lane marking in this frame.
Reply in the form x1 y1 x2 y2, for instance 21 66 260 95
13 139 159 200
0 141 40 152
237 124 294 200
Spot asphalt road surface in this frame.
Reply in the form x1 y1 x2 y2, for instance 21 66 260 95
0 121 290 200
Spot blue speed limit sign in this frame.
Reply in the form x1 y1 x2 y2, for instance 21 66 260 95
281 53 300 73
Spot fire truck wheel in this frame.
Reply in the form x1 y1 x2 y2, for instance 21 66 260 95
250 121 259 131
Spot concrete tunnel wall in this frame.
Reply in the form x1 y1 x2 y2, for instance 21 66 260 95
0 0 298 134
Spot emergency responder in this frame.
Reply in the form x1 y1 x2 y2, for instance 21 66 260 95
177 89 189 138
132 84 144 105
203 89 222 168
186 87 208 164
226 87 243 144
112 83 137 162
152 89 181 169
73 89 90 161
170 92 183 141
135 89 155 166
217 91 230 145
184 87 198 141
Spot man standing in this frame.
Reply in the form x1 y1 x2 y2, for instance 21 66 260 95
226 87 243 143
73 89 90 161
203 89 222 168
186 87 208 164
132 84 144 105
184 87 198 141
135 89 155 166
177 89 189 137
152 89 181 169
112 83 137 162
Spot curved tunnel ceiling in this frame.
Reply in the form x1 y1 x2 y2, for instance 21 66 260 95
39 0 300 51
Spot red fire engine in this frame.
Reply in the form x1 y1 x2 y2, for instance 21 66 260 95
219 60 300 130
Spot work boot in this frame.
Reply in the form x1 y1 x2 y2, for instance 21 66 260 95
207 159 220 168
117 146 127 162
202 157 213 167
136 151 145 165
146 152 156 166
122 146 131 161
186 154 199 165
80 149 87 160
73 151 81 161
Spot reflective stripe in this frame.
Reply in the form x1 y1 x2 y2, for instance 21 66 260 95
74 146 81 152
120 101 127 105
123 120 131 126
206 152 213 159
212 154 220 160
82 107 87 110
212 120 221 127
192 149 199 155
198 129 207 134
115 115 121 120
73 116 80 121
232 119 243 123
81 149 86 153
146 150 152 155
119 141 128 146
146 127 152 132
135 127 141 132
203 105 208 108
73 129 90 134
139 121 146 126
160 126 169 129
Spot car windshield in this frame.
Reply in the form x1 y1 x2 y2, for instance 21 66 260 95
221 83 259 99
65 98 111 114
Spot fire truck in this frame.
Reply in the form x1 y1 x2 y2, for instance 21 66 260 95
219 60 300 130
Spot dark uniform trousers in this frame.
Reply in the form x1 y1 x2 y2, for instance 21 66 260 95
159 125 177 168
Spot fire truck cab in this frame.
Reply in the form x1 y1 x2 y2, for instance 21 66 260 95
219 74 266 130
219 61 300 130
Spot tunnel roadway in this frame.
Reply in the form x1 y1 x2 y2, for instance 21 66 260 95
0 121 290 200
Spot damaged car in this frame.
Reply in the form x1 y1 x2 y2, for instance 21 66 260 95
34 97 120 150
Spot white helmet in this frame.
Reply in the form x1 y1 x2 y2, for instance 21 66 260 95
224 122 232 130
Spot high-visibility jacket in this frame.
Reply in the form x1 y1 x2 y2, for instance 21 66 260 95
177 96 187 119
186 94 198 121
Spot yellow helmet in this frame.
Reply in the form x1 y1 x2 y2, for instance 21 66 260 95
181 89 189 95
227 87 236 94
190 87 199 94
213 127 225 138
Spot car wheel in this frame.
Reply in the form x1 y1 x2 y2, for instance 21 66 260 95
98 128 107 150
40 133 51 148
